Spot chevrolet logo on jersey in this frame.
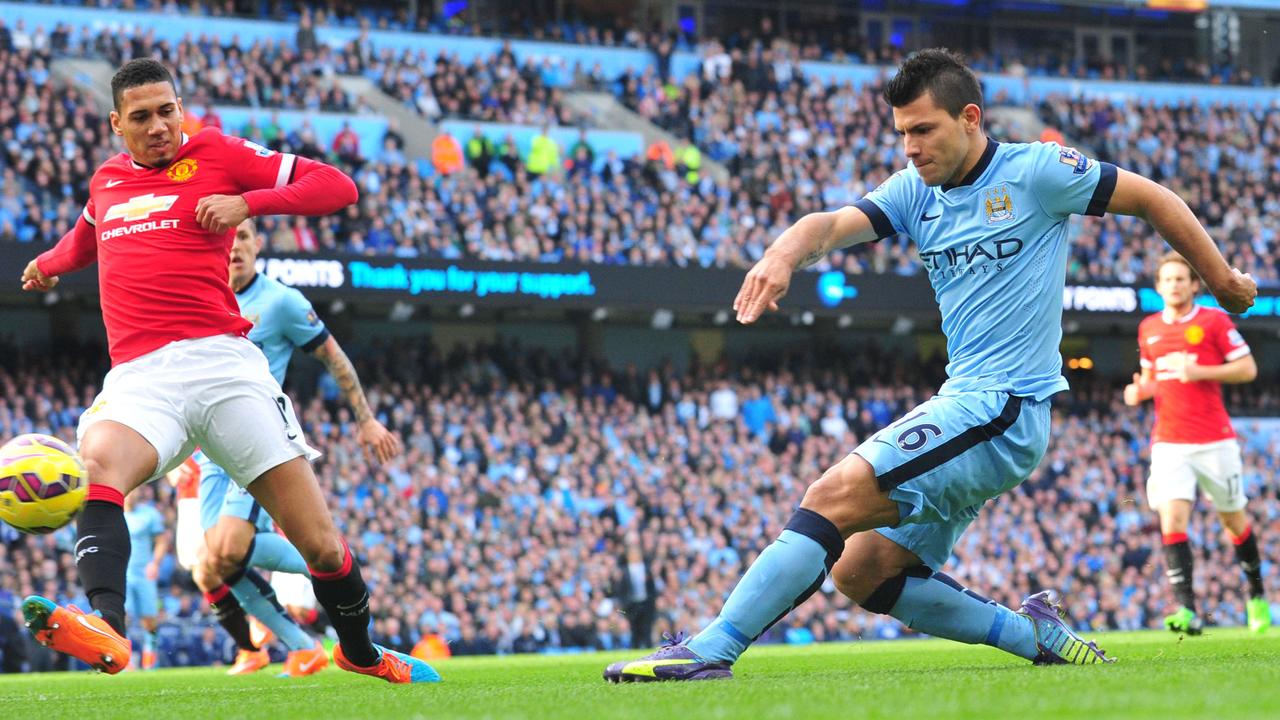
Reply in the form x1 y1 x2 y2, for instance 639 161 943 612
103 193 179 223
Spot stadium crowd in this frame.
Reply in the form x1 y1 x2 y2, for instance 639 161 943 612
1 339 1276 670
24 1 1274 86
3 16 1279 282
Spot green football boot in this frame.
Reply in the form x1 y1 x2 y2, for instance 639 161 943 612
1163 606 1203 636
1246 598 1271 634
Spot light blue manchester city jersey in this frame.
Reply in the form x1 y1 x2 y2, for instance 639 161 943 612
235 273 329 384
854 140 1117 400
124 503 166 578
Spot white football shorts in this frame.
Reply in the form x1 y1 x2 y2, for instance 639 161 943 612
1146 439 1245 512
77 333 320 488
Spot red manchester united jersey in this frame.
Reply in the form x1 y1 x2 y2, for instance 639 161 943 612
1138 305 1250 444
38 129 299 365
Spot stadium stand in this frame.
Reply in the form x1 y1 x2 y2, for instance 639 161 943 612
1 340 1276 667
0 9 1275 281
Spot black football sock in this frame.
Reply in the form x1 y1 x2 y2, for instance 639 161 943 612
1162 533 1197 612
204 581 258 652
1232 526 1266 599
309 538 377 667
75 489 131 635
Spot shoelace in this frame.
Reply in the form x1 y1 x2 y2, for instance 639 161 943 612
659 631 689 648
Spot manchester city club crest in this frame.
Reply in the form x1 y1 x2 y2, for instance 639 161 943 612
982 184 1015 225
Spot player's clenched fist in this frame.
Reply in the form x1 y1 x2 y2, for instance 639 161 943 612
1209 268 1256 315
195 194 251 235
21 258 59 291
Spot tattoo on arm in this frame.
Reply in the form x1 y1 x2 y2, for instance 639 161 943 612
798 248 826 268
314 338 374 424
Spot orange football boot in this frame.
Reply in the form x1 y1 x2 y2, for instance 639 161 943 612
22 596 131 674
226 647 271 675
333 643 441 684
282 643 329 677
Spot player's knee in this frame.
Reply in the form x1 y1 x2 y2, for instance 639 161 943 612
299 536 345 573
855 566 933 615
208 537 248 572
832 551 904 605
191 561 219 592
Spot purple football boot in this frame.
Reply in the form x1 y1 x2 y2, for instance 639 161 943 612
1018 590 1115 665
603 632 734 682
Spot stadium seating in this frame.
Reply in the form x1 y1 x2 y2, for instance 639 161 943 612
1 340 1276 667
2 12 1278 282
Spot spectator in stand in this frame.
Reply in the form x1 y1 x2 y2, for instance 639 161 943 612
431 131 465 175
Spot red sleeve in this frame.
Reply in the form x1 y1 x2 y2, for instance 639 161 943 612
1213 312 1251 362
219 133 298 192
36 208 97 277
241 155 358 217
1138 321 1153 370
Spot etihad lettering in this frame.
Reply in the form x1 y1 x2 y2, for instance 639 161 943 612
100 219 180 241
920 238 1023 276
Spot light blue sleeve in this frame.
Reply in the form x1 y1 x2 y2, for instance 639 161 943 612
1029 142 1118 219
852 168 916 240
280 287 329 351
148 507 166 537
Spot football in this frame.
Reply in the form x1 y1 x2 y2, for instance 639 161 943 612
0 433 88 535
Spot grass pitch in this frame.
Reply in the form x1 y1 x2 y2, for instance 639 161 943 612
1 629 1277 720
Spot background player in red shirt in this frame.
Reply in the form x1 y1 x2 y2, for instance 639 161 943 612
1124 251 1269 635
17 59 439 683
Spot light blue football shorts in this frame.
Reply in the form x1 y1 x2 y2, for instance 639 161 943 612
196 451 274 534
125 575 159 619
853 390 1051 570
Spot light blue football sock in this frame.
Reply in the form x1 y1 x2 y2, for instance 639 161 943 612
249 532 309 575
141 629 155 655
889 573 1038 659
688 509 844 664
230 569 314 652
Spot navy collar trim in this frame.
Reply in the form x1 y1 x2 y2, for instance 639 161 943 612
235 272 260 296
943 138 998 191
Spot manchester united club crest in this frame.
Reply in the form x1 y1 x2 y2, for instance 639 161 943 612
982 184 1015 225
1184 325 1205 345
166 158 198 182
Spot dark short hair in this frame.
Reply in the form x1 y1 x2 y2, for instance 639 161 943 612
1157 251 1201 285
882 48 983 117
111 58 176 110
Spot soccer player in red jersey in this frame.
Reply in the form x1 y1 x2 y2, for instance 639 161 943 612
17 59 440 683
1124 251 1270 635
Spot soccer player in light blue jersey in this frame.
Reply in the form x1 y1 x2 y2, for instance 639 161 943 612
605 49 1257 682
193 218 403 677
123 489 168 670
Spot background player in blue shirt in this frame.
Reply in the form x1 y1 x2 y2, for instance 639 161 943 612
192 218 402 676
123 488 168 670
606 48 1256 682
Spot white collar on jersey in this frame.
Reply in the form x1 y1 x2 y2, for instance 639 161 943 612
1161 304 1200 324
129 132 191 171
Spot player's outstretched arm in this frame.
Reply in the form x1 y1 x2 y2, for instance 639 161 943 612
311 335 402 465
734 206 878 324
1106 168 1256 313
22 213 98 290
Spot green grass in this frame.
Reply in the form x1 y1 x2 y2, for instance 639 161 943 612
2 630 1278 719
